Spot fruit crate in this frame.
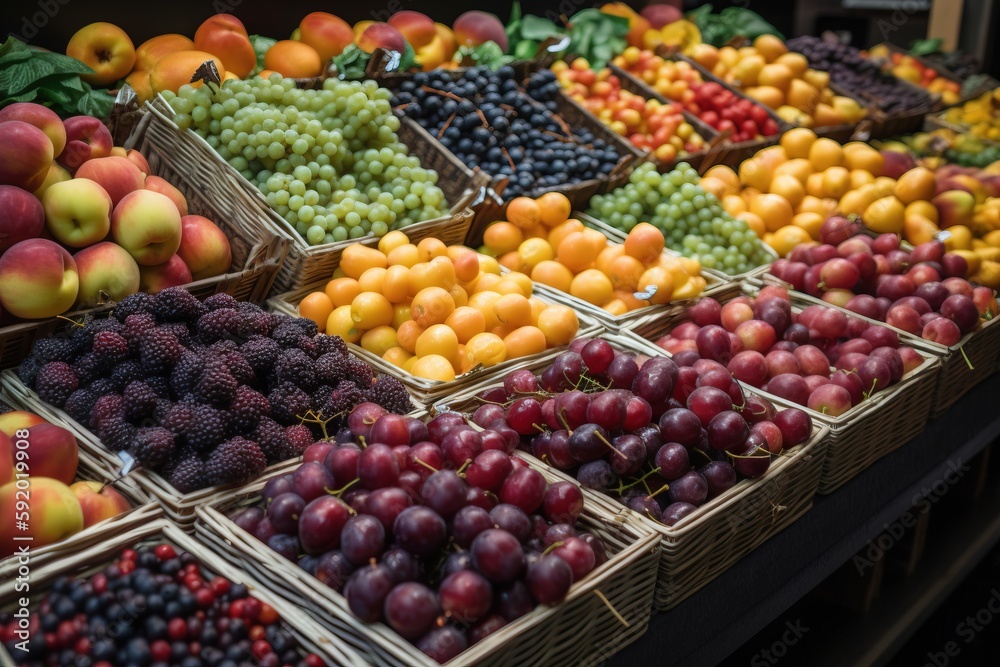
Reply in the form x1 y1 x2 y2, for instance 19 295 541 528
0 105 288 372
628 282 941 494
266 283 603 405
143 96 484 296
574 211 779 284
866 43 984 107
443 331 829 611
770 281 1000 420
0 516 370 667
609 61 796 172
194 464 660 667
0 370 303 528
666 51 861 144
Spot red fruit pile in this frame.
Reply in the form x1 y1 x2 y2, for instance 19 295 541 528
688 81 781 143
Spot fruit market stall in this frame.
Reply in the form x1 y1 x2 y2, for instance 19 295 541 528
1 2 1000 666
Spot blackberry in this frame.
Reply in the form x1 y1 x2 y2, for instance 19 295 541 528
311 385 334 410
284 425 315 455
64 388 100 425
31 337 82 363
314 353 350 386
90 394 125 432
92 331 130 367
16 356 41 388
209 340 255 385
159 322 192 348
163 402 228 452
170 352 204 398
98 418 137 452
295 336 319 358
131 427 175 469
205 437 267 486
139 328 183 374
110 361 145 392
168 456 206 493
153 399 174 423
196 309 246 343
148 287 206 323
274 349 317 390
160 401 194 436
112 293 151 322
241 336 280 374
196 359 238 407
35 362 79 408
267 382 312 424
88 378 119 398
346 356 375 388
253 417 289 462
237 302 276 337
123 312 157 341
204 293 239 311
229 386 270 434
145 375 171 398
367 375 413 415
271 318 318 347
122 382 160 422
322 380 366 421
312 334 348 358
71 352 106 386
78 317 126 345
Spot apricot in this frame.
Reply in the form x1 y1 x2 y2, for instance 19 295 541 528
531 260 574 292
326 306 361 343
265 40 323 78
570 269 614 306
465 333 506 368
445 306 486 344
623 222 665 264
411 286 455 328
351 292 393 329
66 22 136 87
135 34 194 71
194 14 255 78
124 70 153 104
299 12 354 62
150 50 226 94
415 324 459 360
410 355 456 382
483 222 523 255
298 292 334 331
503 326 547 359
340 244 387 279
361 326 398 357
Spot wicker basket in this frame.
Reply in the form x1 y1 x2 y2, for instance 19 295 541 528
195 465 660 667
442 331 829 611
627 282 941 495
0 105 287 371
0 517 369 667
144 95 484 296
266 283 603 405
0 370 303 527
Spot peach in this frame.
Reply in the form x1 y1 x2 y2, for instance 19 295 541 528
0 239 78 318
112 190 182 266
59 116 113 173
453 11 508 51
264 40 323 78
416 27 457 71
356 23 406 54
135 34 195 71
74 242 141 307
42 179 113 248
933 190 976 229
0 103 66 158
353 21 375 37
138 254 193 293
124 69 153 105
298 12 355 62
194 14 256 79
144 175 188 216
0 185 45 254
21 422 79 485
0 412 45 437
149 50 227 95
70 481 131 528
33 162 72 199
74 155 146 207
0 478 83 556
66 22 136 86
389 11 437 49
641 4 684 28
0 121 53 192
177 214 232 280
125 149 151 177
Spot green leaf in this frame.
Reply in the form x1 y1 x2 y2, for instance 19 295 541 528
513 40 538 59
398 41 417 72
910 38 943 56
2 88 39 105
37 85 73 106
718 7 783 41
75 89 114 117
28 50 94 75
0 37 32 64
458 41 515 70
249 34 277 70
521 15 562 41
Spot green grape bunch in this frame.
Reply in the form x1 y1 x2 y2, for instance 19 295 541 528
164 75 448 246
588 162 772 275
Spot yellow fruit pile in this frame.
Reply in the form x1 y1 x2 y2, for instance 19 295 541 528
296 231 580 382
941 89 1000 142
687 35 867 128
481 193 706 315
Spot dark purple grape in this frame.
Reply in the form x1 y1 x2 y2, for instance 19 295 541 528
706 410 750 451
441 427 483 468
420 470 469 519
543 523 577 546
345 564 394 622
291 462 334 503
504 369 540 395
468 614 507 644
633 424 664 459
393 506 447 557
266 534 299 561
631 357 676 405
578 532 608 567
627 495 661 521
472 403 506 429
230 506 264 535
608 353 639 389
357 443 400 490
426 412 467 444
340 514 386 565
730 433 771 478
439 570 493 623
699 460 737 498
541 481 584 525
442 550 475 577
465 449 513 493
495 581 533 621
267 493 306 535
654 443 691 481
553 390 590 430
324 445 361 488
581 339 615 375
585 391 627 430
567 423 610 463
384 582 440 640
416 625 468 663
260 475 294 504
470 529 524 584
499 466 546 514
476 386 509 403
452 505 494 549
298 495 351 555
551 536 596 582
661 502 698 526
667 471 708 506
370 414 411 447
489 504 532 543
365 487 412 535
527 554 573 605
576 459 615 492
315 551 354 592
505 397 543 436
381 548 422 584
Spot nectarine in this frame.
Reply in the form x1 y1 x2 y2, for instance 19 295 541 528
135 33 195 71
149 50 227 95
0 478 83 556
264 40 324 78
66 22 136 86
194 14 256 79
298 12 354 62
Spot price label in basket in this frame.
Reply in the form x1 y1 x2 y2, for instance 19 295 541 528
118 450 136 476
634 284 658 301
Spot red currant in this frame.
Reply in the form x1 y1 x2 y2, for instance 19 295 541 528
257 603 279 625
167 618 188 641
151 639 171 663
210 576 230 597
154 544 176 560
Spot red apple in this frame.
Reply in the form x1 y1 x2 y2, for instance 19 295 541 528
0 478 83 556
58 116 113 173
138 255 193 293
111 190 182 266
177 214 232 280
74 156 146 207
0 103 66 157
734 319 776 353
886 305 921 335
765 350 799 378
70 480 131 528
22 422 79 484
0 121 53 191
0 239 79 319
42 178 113 248
74 242 141 307
0 185 45 254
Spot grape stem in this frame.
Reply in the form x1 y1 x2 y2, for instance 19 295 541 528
411 458 440 474
594 430 627 459
541 540 565 556
326 477 360 498
617 466 662 494
647 483 670 500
